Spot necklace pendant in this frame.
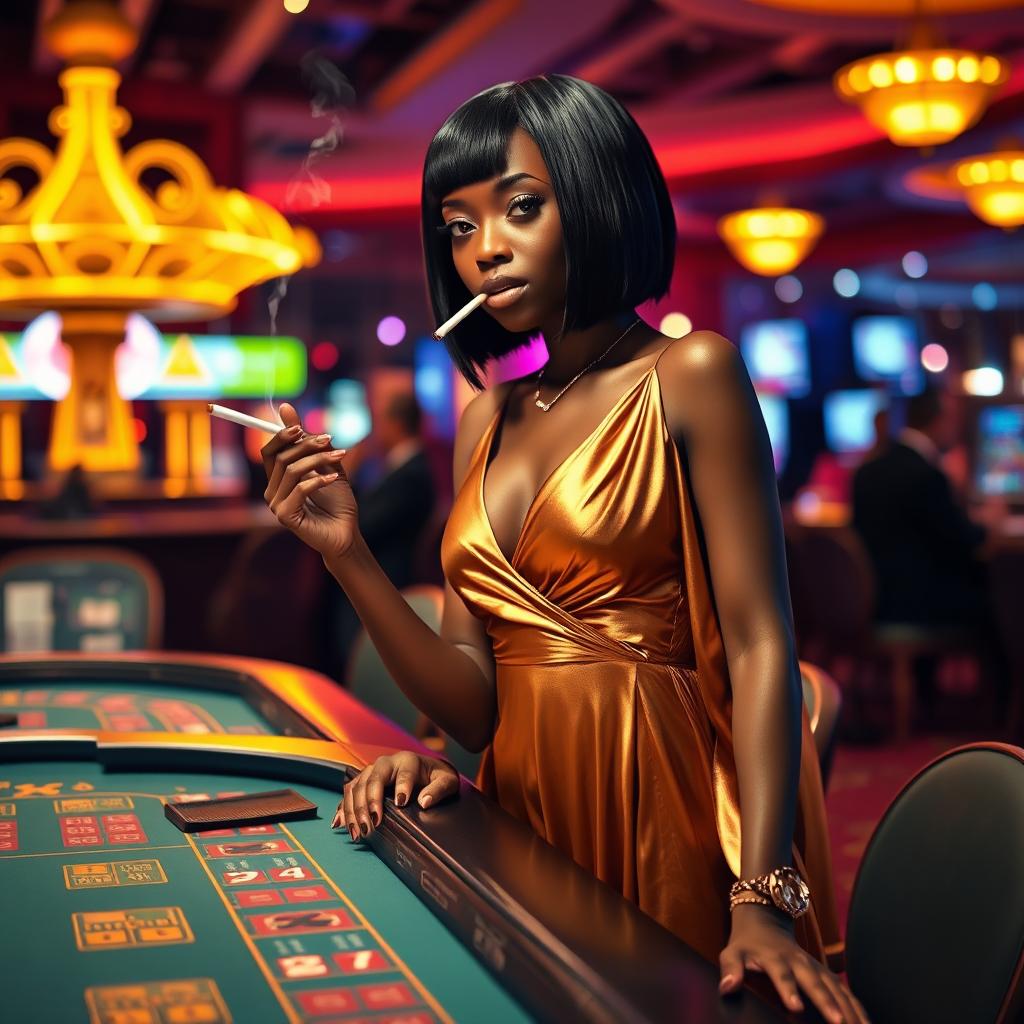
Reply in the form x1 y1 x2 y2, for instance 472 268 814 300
535 398 548 411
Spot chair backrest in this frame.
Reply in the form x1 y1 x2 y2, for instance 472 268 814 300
347 583 483 780
0 546 163 652
205 527 325 668
795 526 876 651
799 660 842 789
846 742 1024 1024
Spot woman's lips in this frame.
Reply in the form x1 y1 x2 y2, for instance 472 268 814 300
484 283 528 309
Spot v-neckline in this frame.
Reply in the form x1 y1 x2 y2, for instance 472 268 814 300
478 362 660 569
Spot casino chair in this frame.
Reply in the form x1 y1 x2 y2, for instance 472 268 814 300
347 583 483 780
799 660 842 790
206 527 326 670
791 524 977 739
0 546 163 652
845 741 1024 1024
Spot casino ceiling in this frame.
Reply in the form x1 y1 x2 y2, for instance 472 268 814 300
2 0 1024 274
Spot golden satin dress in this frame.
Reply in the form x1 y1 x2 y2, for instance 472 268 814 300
441 358 843 969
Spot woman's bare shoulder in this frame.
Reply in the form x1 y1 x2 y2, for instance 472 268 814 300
451 378 519 482
655 330 743 436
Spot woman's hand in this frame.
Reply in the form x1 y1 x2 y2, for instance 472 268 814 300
720 905 870 1024
260 402 359 562
332 752 460 841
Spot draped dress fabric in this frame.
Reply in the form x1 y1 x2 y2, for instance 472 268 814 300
440 350 843 970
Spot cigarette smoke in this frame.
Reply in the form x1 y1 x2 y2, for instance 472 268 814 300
265 52 354 414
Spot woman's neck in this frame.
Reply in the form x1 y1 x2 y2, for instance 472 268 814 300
538 311 645 387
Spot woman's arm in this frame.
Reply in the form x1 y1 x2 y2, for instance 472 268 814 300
665 332 800 883
662 334 867 1024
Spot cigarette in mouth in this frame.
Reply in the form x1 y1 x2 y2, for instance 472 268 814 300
433 293 487 340
208 404 291 435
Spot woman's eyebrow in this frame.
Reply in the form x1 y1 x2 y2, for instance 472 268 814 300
441 172 548 209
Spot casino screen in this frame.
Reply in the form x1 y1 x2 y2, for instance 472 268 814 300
823 389 887 454
755 392 790 474
973 403 1024 499
739 319 811 398
851 315 924 396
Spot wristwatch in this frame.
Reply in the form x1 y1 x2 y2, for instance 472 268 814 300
729 865 811 919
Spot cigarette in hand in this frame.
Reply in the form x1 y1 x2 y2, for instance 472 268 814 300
433 293 487 340
208 404 296 435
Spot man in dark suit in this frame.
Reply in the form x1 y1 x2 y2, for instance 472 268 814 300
852 386 1009 721
329 391 437 677
853 387 987 626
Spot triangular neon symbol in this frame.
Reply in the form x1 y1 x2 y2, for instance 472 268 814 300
161 334 210 383
0 336 22 381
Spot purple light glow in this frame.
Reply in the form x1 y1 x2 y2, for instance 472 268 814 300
377 316 406 346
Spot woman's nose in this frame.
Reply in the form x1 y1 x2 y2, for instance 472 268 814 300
475 219 512 267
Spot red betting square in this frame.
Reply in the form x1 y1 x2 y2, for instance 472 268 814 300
357 982 417 1010
295 989 359 1016
269 866 316 883
249 909 354 935
235 890 283 908
277 954 328 979
284 885 331 903
332 951 390 975
238 825 276 835
196 828 236 838
221 869 268 886
17 712 46 727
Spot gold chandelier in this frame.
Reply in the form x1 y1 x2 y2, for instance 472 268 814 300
906 145 1024 229
0 1 319 474
717 207 824 277
832 1 1008 151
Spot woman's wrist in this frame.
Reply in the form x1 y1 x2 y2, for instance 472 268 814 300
322 529 368 579
730 900 795 932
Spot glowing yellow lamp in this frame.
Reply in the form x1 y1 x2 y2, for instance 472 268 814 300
0 1 320 476
834 49 1008 148
717 207 824 277
952 152 1024 229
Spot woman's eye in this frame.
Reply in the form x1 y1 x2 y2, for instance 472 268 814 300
509 194 543 217
442 220 474 237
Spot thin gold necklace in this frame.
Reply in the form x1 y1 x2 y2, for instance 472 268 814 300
533 318 642 412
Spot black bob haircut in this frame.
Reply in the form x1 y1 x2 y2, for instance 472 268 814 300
421 74 676 390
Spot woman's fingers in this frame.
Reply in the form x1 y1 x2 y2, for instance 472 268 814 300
364 762 392 831
786 957 845 1024
260 424 303 478
761 956 805 1015
418 764 460 808
266 449 346 508
272 472 339 526
718 946 746 994
342 780 358 841
264 434 333 499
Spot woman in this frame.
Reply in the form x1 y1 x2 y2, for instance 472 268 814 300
261 75 867 1023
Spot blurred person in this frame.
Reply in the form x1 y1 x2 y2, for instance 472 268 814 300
328 391 437 674
852 385 1010 719
38 464 94 520
261 76 865 1022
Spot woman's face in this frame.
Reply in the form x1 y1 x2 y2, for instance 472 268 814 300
440 128 566 335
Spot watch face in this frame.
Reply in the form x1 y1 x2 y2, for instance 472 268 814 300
770 867 810 915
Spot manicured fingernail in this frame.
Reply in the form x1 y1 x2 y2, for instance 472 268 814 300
371 808 381 827
348 826 356 841
790 996 803 1010
285 425 301 436
395 792 407 807
420 794 432 808
719 976 733 990
360 821 368 836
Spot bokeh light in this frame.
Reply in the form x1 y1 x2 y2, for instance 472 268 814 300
972 282 998 310
283 0 309 13
921 343 949 373
311 341 339 372
901 251 928 278
963 366 1003 396
775 275 802 303
833 268 860 297
132 418 147 444
658 312 692 338
377 316 407 346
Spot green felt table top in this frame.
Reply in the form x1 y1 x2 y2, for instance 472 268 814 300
0 759 529 1024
